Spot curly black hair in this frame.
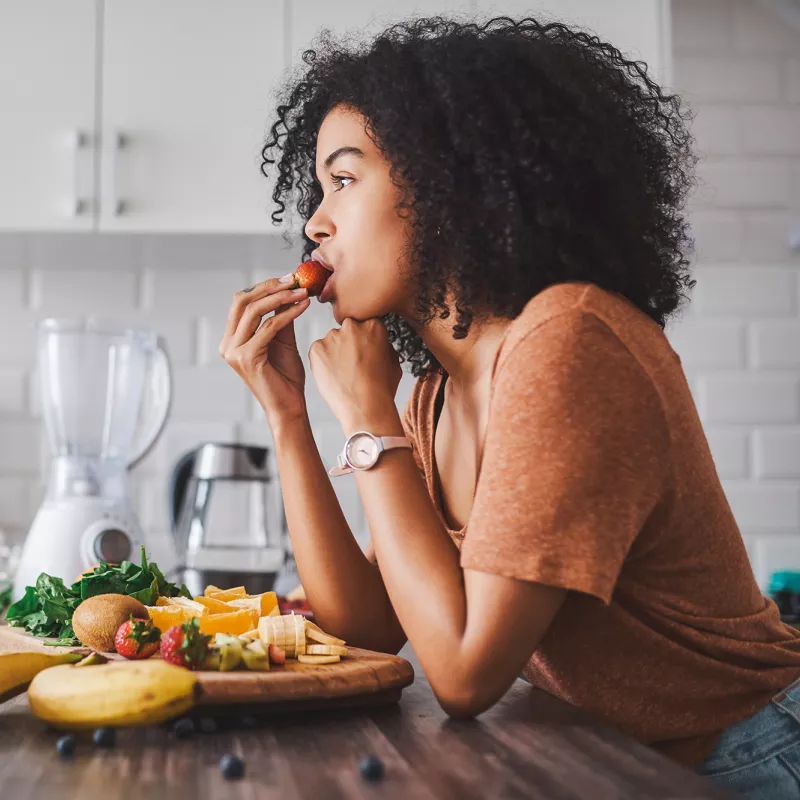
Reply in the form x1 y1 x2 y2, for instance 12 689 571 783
261 14 698 378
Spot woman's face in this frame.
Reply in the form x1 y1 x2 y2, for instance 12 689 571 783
305 105 414 325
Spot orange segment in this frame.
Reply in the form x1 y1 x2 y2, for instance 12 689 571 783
193 595 236 614
155 596 173 607
253 591 278 616
207 587 246 601
145 605 187 632
197 609 260 637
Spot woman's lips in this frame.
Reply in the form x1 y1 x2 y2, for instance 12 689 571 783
318 271 335 303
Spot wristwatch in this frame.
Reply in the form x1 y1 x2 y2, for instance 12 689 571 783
328 431 413 477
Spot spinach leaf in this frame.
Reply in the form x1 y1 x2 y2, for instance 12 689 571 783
5 546 190 643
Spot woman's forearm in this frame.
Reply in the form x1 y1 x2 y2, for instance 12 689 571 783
271 413 406 652
339 406 475 698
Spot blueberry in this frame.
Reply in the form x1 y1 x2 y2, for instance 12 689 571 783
220 754 245 780
172 717 195 739
199 717 218 734
56 734 76 759
92 727 116 748
359 755 384 782
239 715 257 729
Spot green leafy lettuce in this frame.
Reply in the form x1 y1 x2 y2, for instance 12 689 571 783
5 546 190 646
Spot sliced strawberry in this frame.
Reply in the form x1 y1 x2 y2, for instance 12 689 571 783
159 617 212 669
115 614 161 660
268 643 286 665
292 261 330 297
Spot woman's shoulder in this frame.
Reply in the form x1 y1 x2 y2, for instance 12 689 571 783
495 280 668 375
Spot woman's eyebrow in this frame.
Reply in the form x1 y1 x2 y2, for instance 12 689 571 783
323 146 365 170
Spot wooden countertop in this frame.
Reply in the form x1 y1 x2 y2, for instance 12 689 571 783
0 644 731 799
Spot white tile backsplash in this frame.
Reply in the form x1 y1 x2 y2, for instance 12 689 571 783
700 373 799 425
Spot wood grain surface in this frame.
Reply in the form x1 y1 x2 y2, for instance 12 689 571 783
0 639 733 800
0 624 414 710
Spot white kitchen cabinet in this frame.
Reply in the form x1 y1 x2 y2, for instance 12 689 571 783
100 0 287 233
292 1 669 86
290 0 473 65
475 0 671 85
0 0 670 234
0 0 97 231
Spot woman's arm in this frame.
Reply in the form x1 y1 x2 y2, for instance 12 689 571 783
273 414 407 654
339 404 567 718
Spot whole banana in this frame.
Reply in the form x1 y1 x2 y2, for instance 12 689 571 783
27 659 198 730
0 651 84 704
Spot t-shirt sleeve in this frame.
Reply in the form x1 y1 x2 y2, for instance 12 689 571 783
400 382 426 478
460 310 669 604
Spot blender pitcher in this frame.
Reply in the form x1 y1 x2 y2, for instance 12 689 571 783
11 318 172 601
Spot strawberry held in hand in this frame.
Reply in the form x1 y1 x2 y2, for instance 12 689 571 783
160 616 212 670
290 260 330 297
115 614 161 660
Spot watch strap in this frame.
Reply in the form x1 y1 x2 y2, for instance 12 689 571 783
328 434 412 477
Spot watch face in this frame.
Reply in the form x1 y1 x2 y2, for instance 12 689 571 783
346 433 380 469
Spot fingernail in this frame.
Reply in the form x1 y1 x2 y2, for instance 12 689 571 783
280 273 295 283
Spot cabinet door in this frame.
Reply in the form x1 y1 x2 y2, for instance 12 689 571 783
100 0 286 232
476 0 671 85
290 1 473 67
0 0 96 231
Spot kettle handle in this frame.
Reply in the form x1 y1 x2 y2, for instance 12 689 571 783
169 449 197 533
128 336 173 470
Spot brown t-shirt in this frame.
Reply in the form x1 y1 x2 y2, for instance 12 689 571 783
401 280 800 768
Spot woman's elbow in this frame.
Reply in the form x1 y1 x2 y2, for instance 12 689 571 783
434 682 492 720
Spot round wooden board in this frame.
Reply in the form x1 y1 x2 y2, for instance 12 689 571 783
0 624 414 711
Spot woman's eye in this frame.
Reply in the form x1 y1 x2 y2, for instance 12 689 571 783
330 174 354 191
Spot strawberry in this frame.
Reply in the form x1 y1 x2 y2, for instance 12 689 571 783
291 261 330 297
114 614 161 660
160 616 212 670
268 643 286 665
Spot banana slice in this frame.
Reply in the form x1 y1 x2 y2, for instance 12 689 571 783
297 654 341 665
305 621 346 647
304 644 348 657
282 615 297 657
294 613 306 657
258 615 292 654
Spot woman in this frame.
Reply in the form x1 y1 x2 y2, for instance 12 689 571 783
219 16 800 797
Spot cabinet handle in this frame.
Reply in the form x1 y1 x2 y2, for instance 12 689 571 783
111 131 127 216
67 129 89 217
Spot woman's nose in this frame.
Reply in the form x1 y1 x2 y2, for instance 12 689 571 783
305 206 334 243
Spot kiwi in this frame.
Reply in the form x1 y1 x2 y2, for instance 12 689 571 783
71 594 149 652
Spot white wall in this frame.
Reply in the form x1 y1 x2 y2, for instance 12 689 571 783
0 0 798 591
665 0 800 588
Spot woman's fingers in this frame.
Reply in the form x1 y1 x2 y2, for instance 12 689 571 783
222 275 295 341
240 298 311 358
226 286 306 350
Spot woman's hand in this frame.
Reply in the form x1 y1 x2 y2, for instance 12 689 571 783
308 317 403 431
219 275 311 431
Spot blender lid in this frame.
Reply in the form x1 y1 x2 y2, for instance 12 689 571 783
39 316 158 342
192 443 271 481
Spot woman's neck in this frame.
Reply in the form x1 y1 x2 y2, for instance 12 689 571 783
419 314 512 398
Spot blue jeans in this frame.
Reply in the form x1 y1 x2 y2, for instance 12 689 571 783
697 677 800 798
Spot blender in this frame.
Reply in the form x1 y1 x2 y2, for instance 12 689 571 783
11 318 172 602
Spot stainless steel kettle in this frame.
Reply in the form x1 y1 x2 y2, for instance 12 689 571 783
169 442 290 597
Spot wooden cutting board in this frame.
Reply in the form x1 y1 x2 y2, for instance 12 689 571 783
0 623 414 714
